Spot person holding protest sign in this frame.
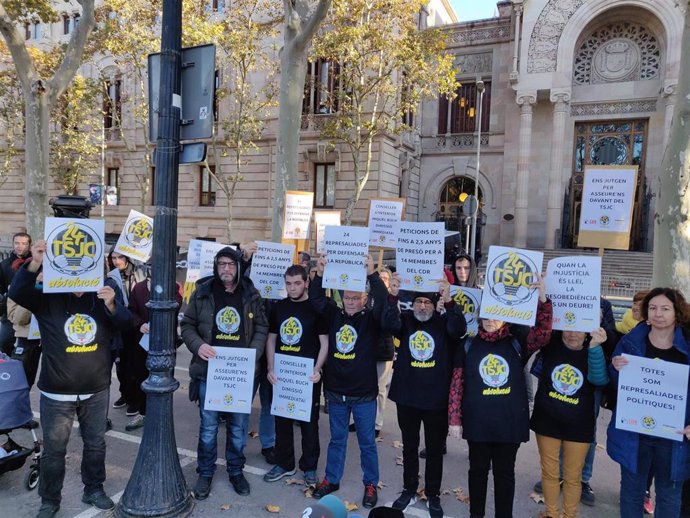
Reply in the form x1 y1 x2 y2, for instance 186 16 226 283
264 264 328 486
420 254 478 460
530 328 609 518
447 273 551 518
181 246 268 500
607 288 690 518
384 273 466 518
374 266 395 438
10 239 132 518
309 254 388 509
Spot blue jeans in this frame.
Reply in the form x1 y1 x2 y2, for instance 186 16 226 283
248 373 275 450
325 397 378 486
581 388 602 483
39 389 109 504
197 380 249 477
620 435 682 518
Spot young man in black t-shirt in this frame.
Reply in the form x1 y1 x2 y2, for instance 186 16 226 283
264 265 328 486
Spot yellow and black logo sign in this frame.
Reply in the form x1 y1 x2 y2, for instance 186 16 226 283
216 306 241 334
487 251 538 306
280 317 303 346
335 324 357 354
551 363 583 396
479 353 510 388
47 221 102 276
124 217 153 247
64 313 97 346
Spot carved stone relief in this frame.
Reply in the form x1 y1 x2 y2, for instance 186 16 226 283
455 52 493 75
527 0 586 73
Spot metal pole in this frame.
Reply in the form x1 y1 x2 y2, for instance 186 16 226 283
470 80 485 262
116 0 193 515
101 119 105 218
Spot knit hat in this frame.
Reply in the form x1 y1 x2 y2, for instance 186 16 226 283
412 292 439 305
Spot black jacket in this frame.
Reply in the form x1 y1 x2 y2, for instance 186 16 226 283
0 252 29 319
9 265 132 394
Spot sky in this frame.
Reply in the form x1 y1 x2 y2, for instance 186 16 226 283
450 0 499 22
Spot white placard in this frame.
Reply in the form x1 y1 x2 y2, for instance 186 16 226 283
479 246 544 326
314 211 341 255
28 315 40 340
322 225 369 292
395 221 445 292
546 256 601 332
184 239 205 285
368 199 405 248
450 286 482 337
205 348 256 413
579 167 637 233
199 241 234 279
616 354 689 441
113 210 154 262
249 241 295 299
43 218 105 293
139 332 150 352
283 191 314 240
271 353 314 423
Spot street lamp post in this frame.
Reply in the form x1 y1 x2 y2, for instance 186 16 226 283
116 0 193 516
469 80 485 262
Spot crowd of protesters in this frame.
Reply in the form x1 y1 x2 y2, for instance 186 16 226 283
4 229 690 518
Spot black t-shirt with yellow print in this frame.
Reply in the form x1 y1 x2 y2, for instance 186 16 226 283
269 298 327 360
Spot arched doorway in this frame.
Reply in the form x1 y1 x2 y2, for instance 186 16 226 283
437 176 484 260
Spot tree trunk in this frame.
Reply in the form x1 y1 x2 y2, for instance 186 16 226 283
652 6 690 294
24 89 50 239
271 0 331 241
272 51 307 240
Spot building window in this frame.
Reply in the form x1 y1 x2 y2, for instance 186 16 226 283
200 165 216 207
314 163 335 208
25 23 31 40
106 167 119 206
63 15 71 35
212 0 226 11
303 59 340 115
73 14 80 29
32 22 41 40
438 81 491 134
401 71 414 127
103 78 122 136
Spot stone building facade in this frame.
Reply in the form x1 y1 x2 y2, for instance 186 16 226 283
419 0 683 253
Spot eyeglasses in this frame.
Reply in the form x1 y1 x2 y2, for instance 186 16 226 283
413 299 434 306
217 261 236 269
343 296 365 302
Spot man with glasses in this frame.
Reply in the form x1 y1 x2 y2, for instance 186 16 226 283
384 275 466 518
309 254 388 509
181 247 268 500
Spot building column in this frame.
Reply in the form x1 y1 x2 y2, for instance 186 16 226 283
662 83 677 152
514 92 536 248
545 92 570 248
509 1 523 84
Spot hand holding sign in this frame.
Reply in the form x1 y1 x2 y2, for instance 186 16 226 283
29 240 47 272
389 272 401 297
532 271 547 303
365 254 374 276
439 276 451 303
316 255 326 277
589 327 606 347
612 355 629 371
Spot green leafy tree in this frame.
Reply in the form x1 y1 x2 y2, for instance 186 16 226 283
311 0 458 224
0 0 97 238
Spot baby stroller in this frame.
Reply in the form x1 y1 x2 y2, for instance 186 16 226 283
0 353 40 490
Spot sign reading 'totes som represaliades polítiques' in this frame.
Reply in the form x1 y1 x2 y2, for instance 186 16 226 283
43 217 105 293
479 246 544 326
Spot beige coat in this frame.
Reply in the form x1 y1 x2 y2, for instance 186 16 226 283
7 296 31 338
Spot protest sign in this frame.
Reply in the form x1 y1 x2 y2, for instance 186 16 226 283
271 353 314 423
314 210 341 255
114 210 154 262
283 191 314 240
28 315 40 340
322 226 369 292
479 246 543 326
450 286 482 337
395 221 445 292
250 241 295 299
546 256 601 332
367 198 405 248
616 354 689 441
578 165 638 249
43 218 105 293
184 239 205 284
205 348 256 413
139 333 150 352
199 241 234 279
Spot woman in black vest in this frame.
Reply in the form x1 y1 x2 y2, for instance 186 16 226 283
448 276 552 518
530 328 609 518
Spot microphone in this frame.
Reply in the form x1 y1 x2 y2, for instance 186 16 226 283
301 495 347 518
